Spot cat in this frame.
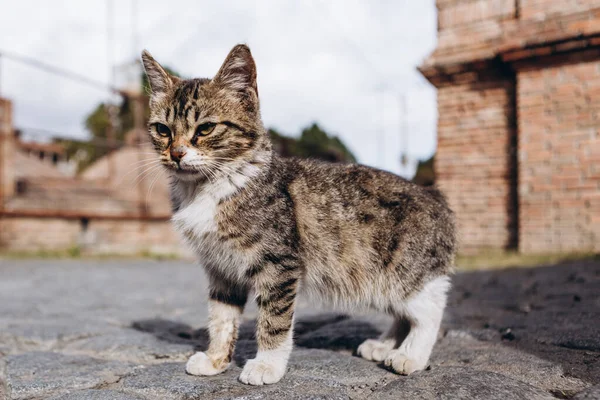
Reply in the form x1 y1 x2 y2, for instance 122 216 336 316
141 44 456 386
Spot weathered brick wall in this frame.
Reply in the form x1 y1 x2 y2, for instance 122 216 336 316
518 0 600 20
517 58 600 253
430 0 518 66
428 1 519 253
436 73 517 252
87 220 187 255
0 98 15 201
438 0 516 29
0 217 188 256
0 218 80 251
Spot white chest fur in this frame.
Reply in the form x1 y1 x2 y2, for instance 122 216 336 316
170 171 257 281
172 186 221 241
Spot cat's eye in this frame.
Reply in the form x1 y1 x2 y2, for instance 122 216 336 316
195 123 216 137
154 123 171 137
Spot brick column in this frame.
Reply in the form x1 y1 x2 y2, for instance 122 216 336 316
0 98 15 207
430 69 518 253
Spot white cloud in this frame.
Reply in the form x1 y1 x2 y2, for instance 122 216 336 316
0 0 437 176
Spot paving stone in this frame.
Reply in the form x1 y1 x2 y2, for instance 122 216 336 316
4 352 134 400
48 389 147 400
286 349 395 386
120 362 349 400
118 351 391 400
0 318 120 353
574 385 600 400
0 259 598 399
60 328 194 363
370 366 556 400
430 333 588 394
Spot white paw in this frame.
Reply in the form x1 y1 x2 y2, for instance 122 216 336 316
239 358 286 385
384 349 426 375
357 339 395 362
186 352 228 376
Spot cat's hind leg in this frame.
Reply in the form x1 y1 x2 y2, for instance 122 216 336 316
357 318 410 362
384 275 450 375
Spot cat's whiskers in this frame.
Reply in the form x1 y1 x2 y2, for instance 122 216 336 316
145 167 163 209
115 160 163 186
207 157 237 162
201 160 262 193
199 168 213 184
193 164 215 184
127 157 163 167
131 164 163 188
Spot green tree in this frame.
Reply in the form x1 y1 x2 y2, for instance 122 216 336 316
412 155 435 186
270 123 356 163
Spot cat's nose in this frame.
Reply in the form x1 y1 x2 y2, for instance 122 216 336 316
170 147 187 164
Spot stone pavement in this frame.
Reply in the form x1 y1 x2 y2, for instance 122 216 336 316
0 258 599 399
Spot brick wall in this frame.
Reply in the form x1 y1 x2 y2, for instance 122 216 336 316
429 0 518 67
0 98 15 201
427 1 520 252
422 0 600 254
438 0 516 29
517 58 600 252
518 0 600 20
0 217 188 256
436 73 517 252
0 218 81 251
86 219 186 255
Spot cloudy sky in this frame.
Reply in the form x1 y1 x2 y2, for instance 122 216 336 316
0 0 437 177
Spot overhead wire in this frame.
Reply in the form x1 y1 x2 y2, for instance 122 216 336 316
0 49 120 94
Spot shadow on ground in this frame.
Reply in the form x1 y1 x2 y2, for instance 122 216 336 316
132 313 381 367
444 258 600 388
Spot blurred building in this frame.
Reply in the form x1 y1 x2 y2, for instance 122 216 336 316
0 97 183 255
15 132 76 176
420 0 600 254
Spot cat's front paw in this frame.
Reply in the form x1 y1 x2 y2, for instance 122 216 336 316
186 351 228 376
239 358 286 385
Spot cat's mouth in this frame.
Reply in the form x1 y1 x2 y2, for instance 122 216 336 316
174 167 200 176
171 165 215 181
163 162 198 175
167 162 223 180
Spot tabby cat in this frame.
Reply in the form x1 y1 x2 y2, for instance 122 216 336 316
141 44 456 386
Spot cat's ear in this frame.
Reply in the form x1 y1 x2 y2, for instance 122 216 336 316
141 50 174 97
213 44 258 95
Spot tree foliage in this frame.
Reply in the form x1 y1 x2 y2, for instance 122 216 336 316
269 123 356 163
412 155 435 186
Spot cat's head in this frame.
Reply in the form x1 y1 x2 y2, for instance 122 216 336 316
141 44 268 182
